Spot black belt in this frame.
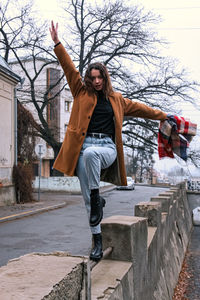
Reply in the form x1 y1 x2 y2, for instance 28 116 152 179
87 132 112 139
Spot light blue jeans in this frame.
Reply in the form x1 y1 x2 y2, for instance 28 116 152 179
76 136 117 234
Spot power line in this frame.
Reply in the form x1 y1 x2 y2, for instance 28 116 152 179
156 6 200 11
158 27 200 31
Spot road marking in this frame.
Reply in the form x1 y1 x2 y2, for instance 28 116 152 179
0 210 35 220
0 203 67 222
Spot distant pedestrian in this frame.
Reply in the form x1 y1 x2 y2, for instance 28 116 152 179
49 21 167 261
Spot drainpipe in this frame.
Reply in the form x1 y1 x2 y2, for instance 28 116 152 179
14 77 25 165
14 87 18 165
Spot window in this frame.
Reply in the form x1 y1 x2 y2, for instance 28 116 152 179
65 100 70 112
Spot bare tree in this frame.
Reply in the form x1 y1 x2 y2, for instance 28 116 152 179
187 134 200 168
62 0 197 101
0 0 65 158
0 0 198 169
0 0 32 61
61 0 198 168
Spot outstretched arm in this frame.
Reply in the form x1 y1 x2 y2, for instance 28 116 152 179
49 20 60 45
123 97 167 121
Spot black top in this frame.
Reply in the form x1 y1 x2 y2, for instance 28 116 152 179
87 91 115 136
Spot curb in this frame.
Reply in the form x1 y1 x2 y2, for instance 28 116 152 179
0 202 67 223
0 185 116 224
100 185 116 193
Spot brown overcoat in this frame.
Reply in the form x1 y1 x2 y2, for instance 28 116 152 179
53 44 167 186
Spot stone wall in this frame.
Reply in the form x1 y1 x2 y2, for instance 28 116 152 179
0 182 192 299
99 182 192 299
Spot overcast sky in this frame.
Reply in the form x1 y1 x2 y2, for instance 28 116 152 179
33 0 200 124
34 0 200 80
34 0 200 173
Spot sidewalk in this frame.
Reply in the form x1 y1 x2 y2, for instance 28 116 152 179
174 226 200 299
0 185 115 223
184 226 200 299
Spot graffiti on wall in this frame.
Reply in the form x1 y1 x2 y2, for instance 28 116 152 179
0 156 8 166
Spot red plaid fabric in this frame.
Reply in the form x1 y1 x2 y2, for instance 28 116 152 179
158 115 197 161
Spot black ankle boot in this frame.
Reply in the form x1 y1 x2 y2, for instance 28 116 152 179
90 194 106 227
90 233 103 261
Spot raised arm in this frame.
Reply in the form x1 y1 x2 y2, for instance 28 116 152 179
49 21 84 97
49 21 60 45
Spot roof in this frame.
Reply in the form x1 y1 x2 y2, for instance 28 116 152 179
0 55 21 83
9 56 55 64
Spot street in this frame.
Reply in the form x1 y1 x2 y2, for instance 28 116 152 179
0 185 169 267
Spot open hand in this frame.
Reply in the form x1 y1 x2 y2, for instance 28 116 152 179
49 21 60 44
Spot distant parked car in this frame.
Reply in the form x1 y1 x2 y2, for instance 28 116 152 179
116 177 135 190
192 207 200 225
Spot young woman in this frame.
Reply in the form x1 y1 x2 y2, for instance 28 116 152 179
49 21 167 261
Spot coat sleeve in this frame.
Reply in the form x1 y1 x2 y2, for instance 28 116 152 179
54 43 84 98
122 97 167 121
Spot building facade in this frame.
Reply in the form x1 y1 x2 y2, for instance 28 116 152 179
0 55 21 204
9 57 73 178
0 56 21 182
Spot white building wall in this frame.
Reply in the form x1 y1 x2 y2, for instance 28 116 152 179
0 74 15 183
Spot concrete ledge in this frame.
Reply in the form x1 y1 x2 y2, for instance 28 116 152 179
101 215 147 262
135 201 161 227
150 196 171 213
101 215 148 299
0 252 85 300
91 259 133 299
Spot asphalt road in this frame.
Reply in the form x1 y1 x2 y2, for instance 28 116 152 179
0 185 169 267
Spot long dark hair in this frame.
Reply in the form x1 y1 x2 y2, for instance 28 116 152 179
84 62 114 97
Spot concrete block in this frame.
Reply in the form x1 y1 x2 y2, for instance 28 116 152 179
159 192 174 202
101 215 147 262
150 196 171 213
91 259 133 300
133 202 163 284
101 215 148 300
0 252 84 300
170 187 179 198
134 201 161 227
134 202 163 273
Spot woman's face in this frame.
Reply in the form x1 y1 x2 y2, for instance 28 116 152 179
90 69 104 91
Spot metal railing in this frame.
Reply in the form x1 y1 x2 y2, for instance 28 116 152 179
84 247 113 300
